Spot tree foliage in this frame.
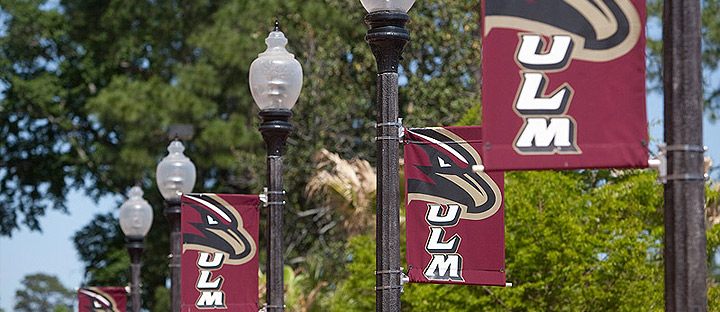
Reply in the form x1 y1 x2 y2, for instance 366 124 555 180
326 171 720 311
14 273 74 312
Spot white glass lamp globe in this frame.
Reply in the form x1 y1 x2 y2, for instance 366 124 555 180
119 186 154 238
360 0 416 13
156 140 196 201
249 27 303 111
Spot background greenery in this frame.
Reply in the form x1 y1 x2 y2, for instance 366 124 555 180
1 0 720 311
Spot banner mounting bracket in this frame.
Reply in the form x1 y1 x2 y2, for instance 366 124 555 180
650 143 709 184
259 303 286 312
375 118 404 142
260 188 286 207
374 267 408 293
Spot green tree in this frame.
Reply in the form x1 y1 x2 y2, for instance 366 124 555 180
326 171 720 311
14 273 74 312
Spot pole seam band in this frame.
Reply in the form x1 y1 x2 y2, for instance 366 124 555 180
265 201 286 205
375 269 402 275
266 190 285 195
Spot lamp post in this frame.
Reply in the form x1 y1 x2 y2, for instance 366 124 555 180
156 139 196 312
119 186 154 312
361 1 414 311
663 0 707 310
249 21 303 312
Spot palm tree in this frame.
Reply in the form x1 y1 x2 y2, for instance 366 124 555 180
305 148 377 236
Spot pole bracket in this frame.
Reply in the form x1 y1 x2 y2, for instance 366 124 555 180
665 173 706 181
375 118 404 141
374 267 409 293
664 144 707 152
261 187 286 207
375 136 400 141
259 303 286 312
649 143 709 184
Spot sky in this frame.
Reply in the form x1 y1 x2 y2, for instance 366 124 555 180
0 192 120 311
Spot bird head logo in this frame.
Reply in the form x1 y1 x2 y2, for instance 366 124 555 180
182 194 256 265
484 0 643 62
407 128 502 221
78 288 121 312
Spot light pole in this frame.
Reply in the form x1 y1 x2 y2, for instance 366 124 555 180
663 0 707 310
360 1 414 311
249 21 303 312
119 186 154 312
156 139 196 312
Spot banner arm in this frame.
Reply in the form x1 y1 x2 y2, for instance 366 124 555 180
259 187 268 205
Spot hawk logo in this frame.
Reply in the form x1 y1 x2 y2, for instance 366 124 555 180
183 194 258 309
485 0 642 62
182 194 256 265
407 128 502 221
78 288 121 312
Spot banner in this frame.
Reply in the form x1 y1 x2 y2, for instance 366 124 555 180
78 287 127 312
481 0 648 171
181 194 260 311
404 127 506 286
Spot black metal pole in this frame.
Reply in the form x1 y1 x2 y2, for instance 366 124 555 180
164 199 182 312
126 237 145 312
259 109 292 312
365 11 410 312
662 0 707 310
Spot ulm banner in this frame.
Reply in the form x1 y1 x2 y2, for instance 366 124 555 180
481 0 648 171
78 286 127 312
181 194 260 311
404 127 506 286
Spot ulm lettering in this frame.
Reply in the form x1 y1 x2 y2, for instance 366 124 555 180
196 252 226 308
423 204 464 281
513 34 580 154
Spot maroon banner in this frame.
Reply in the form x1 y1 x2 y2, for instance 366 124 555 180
481 0 648 171
78 287 127 312
181 194 260 311
404 127 506 286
